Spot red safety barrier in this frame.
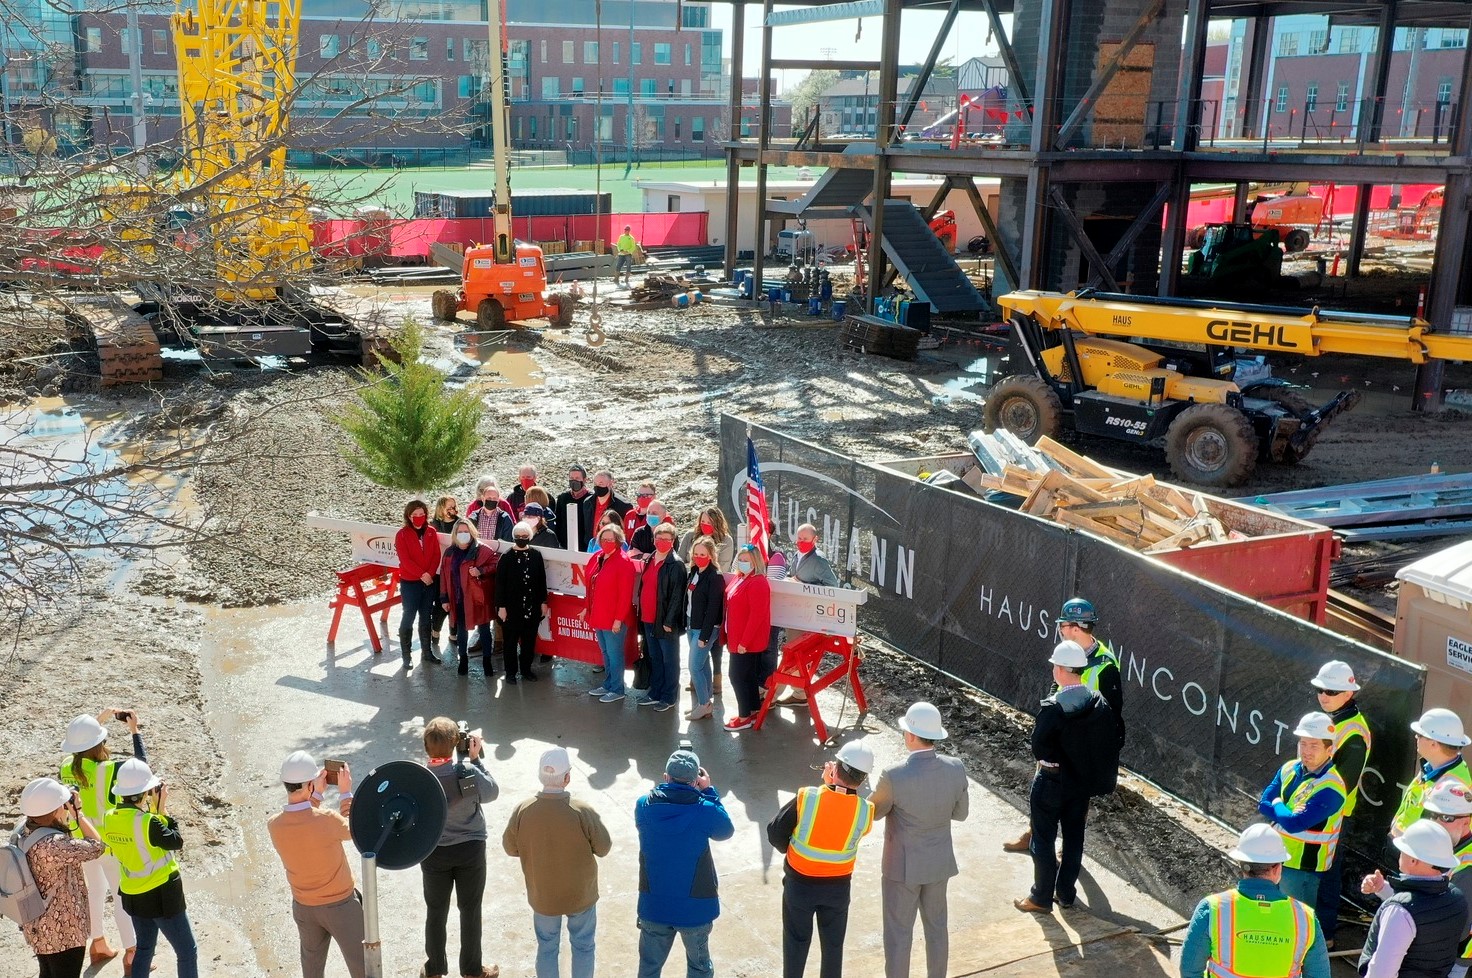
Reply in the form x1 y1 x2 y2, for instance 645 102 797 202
326 562 401 654
753 632 867 743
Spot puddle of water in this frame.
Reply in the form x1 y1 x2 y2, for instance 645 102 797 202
452 333 545 389
935 355 1002 403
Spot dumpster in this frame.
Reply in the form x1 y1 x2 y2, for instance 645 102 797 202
1394 541 1472 716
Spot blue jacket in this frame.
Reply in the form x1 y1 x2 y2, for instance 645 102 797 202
1179 878 1330 978
635 781 735 927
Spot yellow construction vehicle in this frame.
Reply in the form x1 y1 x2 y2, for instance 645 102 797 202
989 289 1472 486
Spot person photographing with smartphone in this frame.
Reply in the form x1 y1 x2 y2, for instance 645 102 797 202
11 777 108 978
99 759 198 978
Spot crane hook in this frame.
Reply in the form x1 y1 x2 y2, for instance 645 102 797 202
585 309 606 347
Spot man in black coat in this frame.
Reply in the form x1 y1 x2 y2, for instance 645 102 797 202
1014 640 1119 915
578 469 633 552
554 464 592 550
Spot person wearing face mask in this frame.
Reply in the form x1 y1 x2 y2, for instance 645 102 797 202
431 496 462 654
790 524 841 588
585 511 628 554
508 464 539 520
395 499 443 673
723 544 773 731
634 523 687 712
521 503 561 549
497 522 550 684
679 508 735 571
685 538 726 721
439 518 500 678
629 500 669 558
555 465 593 551
467 478 517 544
581 525 637 703
578 471 632 557
624 482 657 541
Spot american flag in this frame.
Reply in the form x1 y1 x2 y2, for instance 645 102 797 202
746 436 770 560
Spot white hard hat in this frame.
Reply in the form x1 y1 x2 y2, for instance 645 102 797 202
1311 660 1360 692
1424 780 1472 817
1293 712 1337 740
1395 819 1459 869
1227 823 1290 864
836 741 874 774
1411 708 1472 748
279 750 320 784
62 714 107 754
898 702 947 741
1049 640 1089 669
19 778 71 818
113 759 160 797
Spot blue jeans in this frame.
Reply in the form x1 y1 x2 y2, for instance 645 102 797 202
534 906 597 978
1279 866 1322 909
643 622 680 705
637 919 713 978
133 911 199 978
1315 849 1344 941
595 626 626 694
688 627 719 706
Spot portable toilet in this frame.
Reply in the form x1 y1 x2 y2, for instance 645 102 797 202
1394 540 1472 715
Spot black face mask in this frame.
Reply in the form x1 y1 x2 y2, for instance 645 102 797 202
514 539 530 548
593 485 610 498
569 479 585 492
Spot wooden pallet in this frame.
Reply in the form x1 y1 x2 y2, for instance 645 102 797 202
63 294 163 387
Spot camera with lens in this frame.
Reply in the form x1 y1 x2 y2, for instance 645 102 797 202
678 738 693 752
457 721 472 754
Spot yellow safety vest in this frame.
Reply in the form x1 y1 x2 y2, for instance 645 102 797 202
1080 639 1118 695
1205 888 1316 978
1393 757 1472 835
59 756 119 830
1331 710 1372 817
1273 760 1347 873
1456 836 1472 957
785 785 873 878
102 807 177 895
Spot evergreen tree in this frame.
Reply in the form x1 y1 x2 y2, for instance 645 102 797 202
336 320 482 492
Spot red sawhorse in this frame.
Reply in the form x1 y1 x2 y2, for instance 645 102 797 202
753 632 867 743
327 563 401 654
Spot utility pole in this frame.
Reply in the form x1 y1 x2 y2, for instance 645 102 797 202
125 0 148 177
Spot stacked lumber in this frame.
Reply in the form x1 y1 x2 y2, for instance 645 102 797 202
64 294 163 387
974 435 1247 554
841 313 921 360
630 272 704 302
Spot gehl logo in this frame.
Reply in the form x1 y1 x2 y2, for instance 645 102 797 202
1206 319 1300 349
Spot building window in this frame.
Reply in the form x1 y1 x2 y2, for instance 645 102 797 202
681 79 691 95
684 43 691 65
667 194 681 211
613 78 629 95
612 42 619 64
466 38 487 63
366 38 381 58
1338 30 1362 53
153 30 168 55
667 79 675 94
1275 86 1289 112
1276 33 1299 57
1440 29 1468 49
1305 83 1318 111
571 76 584 95
1438 79 1454 104
566 115 576 139
410 37 429 60
320 34 341 58
412 80 437 103
530 116 537 138
1308 30 1326 53
681 5 707 28
584 41 597 64
515 116 522 139
691 115 704 140
1336 81 1349 112
85 27 101 52
542 77 559 98
447 37 455 60
740 115 750 137
562 40 574 63
459 75 477 98
540 39 547 63
120 27 135 55
631 42 641 65
640 78 656 96
673 115 681 139
654 42 671 65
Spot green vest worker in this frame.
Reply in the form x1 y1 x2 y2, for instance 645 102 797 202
1179 823 1329 978
1393 708 1472 838
1308 659 1372 946
615 225 638 286
100 759 199 978
1260 712 1347 911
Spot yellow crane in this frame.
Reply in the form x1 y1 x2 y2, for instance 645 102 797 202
990 289 1472 486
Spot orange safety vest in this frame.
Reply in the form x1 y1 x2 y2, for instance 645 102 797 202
786 785 874 878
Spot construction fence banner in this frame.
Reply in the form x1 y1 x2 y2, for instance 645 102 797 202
718 415 1426 850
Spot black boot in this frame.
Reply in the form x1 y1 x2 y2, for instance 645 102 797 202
421 626 441 664
399 629 414 672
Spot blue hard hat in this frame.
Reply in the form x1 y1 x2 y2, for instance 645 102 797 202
1058 598 1098 624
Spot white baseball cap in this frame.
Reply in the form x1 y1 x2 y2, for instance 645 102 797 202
1227 823 1290 864
1293 712 1337 740
1395 820 1459 869
1311 660 1360 692
1424 781 1472 817
898 702 947 741
1049 640 1089 669
539 747 572 783
279 751 320 784
20 778 71 818
1412 708 1472 748
113 759 160 797
62 714 107 754
836 741 874 774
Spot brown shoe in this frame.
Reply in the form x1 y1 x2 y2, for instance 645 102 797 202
462 969 500 978
1014 897 1052 914
1002 830 1032 853
90 940 119 967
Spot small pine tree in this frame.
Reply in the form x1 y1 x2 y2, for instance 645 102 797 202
336 320 482 492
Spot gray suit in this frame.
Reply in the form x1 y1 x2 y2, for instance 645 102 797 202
871 749 969 978
792 550 840 587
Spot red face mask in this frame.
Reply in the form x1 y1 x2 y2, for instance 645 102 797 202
520 477 535 489
692 554 712 569
795 539 816 554
411 514 427 528
699 521 715 535
599 539 618 554
654 538 674 554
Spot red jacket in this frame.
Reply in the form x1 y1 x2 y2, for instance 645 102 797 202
395 525 441 582
583 549 636 631
438 544 497 628
724 573 772 654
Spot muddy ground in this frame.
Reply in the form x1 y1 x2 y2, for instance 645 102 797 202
4 291 1469 971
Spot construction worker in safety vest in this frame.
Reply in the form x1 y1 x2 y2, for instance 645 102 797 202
100 758 199 978
766 740 875 978
1307 660 1372 948
1392 708 1472 840
1258 712 1347 913
1178 823 1329 978
1004 596 1122 855
1359 819 1470 978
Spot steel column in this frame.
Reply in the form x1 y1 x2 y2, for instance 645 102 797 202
897 0 961 131
864 0 901 313
751 0 774 297
1239 17 1270 139
722 0 744 276
1346 184 1371 278
1171 0 1209 153
1359 1 1399 143
1231 182 1250 222
1160 174 1188 296
1415 173 1470 411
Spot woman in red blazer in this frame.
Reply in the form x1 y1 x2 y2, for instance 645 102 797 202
581 523 637 703
723 543 773 730
394 499 441 673
438 518 499 678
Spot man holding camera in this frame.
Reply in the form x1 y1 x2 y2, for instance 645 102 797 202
266 751 363 978
634 747 734 978
421 717 501 978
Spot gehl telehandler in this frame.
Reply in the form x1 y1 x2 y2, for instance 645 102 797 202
986 289 1472 487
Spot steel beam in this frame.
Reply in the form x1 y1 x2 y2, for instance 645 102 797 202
897 0 961 131
723 0 745 275
751 0 775 295
1160 173 1189 295
1090 181 1174 290
1359 1 1399 143
865 0 901 312
1021 0 1068 289
978 0 1030 113
1054 0 1164 150
958 176 1018 292
1049 185 1122 292
1238 17 1270 138
1346 183 1371 278
1231 182 1249 222
770 58 881 72
1415 172 1470 411
1455 16 1472 158
1172 0 1210 152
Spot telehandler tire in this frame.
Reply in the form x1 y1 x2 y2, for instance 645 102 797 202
431 290 459 322
477 298 507 330
1283 229 1311 253
982 375 1063 445
548 293 576 329
1165 403 1258 487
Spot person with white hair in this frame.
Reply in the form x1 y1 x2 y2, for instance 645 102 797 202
508 463 539 520
502 748 612 978
496 521 550 684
